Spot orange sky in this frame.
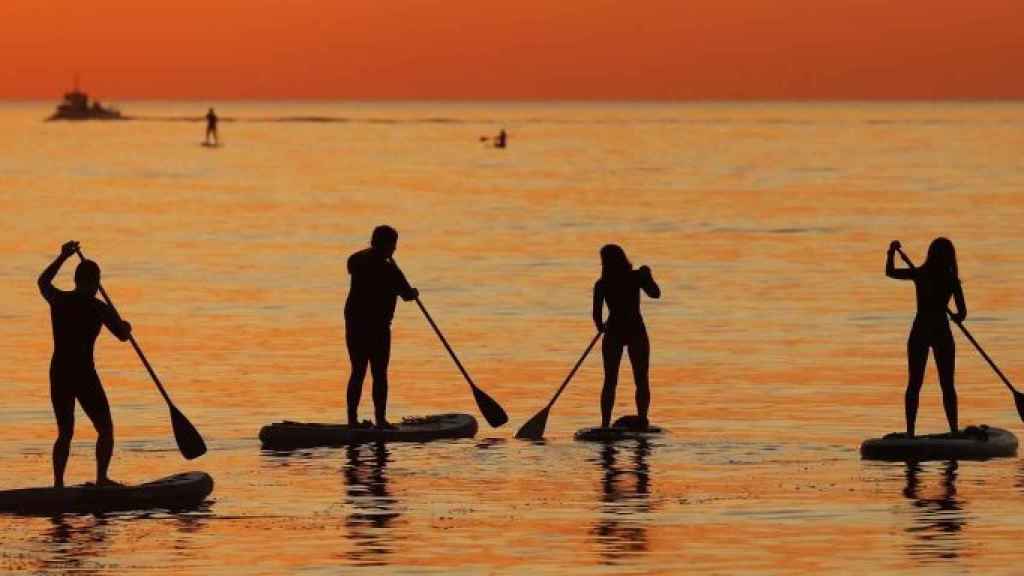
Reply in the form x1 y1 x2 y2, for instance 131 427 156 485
2 0 1022 99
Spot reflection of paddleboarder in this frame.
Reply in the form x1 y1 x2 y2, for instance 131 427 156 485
204 108 218 145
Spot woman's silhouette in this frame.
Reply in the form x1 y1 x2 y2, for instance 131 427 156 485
886 238 967 437
593 245 660 429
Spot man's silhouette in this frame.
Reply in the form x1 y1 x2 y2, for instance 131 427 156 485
345 226 418 429
205 108 218 145
39 241 131 487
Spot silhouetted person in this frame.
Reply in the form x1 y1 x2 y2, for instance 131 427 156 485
345 226 418 429
593 244 660 429
205 108 218 145
495 129 507 149
886 238 966 437
38 241 131 488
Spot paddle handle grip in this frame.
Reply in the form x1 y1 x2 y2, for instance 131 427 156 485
895 246 1018 394
549 332 602 408
415 298 478 390
75 249 174 405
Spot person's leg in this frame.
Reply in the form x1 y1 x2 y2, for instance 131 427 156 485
905 330 928 437
346 329 371 425
935 329 958 434
626 328 651 428
370 330 392 427
77 371 115 485
50 373 75 488
601 332 625 428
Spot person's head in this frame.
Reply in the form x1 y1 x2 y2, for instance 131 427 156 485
600 244 632 280
924 237 959 282
74 260 101 295
371 225 399 258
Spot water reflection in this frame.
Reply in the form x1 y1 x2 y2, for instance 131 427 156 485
35 515 112 575
590 439 653 564
902 461 966 563
342 442 400 566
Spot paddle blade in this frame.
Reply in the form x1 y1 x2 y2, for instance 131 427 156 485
169 404 207 460
515 407 551 440
1013 391 1024 424
471 385 508 428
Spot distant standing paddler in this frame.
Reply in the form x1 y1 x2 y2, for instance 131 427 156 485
345 226 419 429
205 108 219 145
886 238 967 437
593 244 661 429
39 241 132 488
494 129 507 149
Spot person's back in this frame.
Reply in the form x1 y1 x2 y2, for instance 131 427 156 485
596 267 660 336
345 247 413 330
46 290 116 367
912 266 957 326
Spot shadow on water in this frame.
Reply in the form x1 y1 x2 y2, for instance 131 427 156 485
342 442 400 567
902 461 966 564
589 438 654 565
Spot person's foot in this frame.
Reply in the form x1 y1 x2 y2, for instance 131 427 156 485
95 478 125 488
375 420 398 430
348 419 373 429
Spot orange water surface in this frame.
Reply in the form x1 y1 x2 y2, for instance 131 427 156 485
1 101 1023 574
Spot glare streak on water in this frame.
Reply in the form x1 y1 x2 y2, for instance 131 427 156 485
1 101 1024 574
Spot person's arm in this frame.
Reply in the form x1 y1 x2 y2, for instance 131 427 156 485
885 241 913 280
950 280 967 323
390 260 419 301
593 280 605 332
98 301 132 341
638 266 661 299
38 241 79 301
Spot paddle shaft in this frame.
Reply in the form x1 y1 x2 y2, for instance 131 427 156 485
414 298 479 392
547 332 602 410
895 246 1019 394
75 249 173 406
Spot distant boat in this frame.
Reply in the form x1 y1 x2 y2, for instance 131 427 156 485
46 83 123 121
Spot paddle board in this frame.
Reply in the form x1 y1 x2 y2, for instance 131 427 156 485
259 413 478 449
0 471 214 515
860 425 1018 461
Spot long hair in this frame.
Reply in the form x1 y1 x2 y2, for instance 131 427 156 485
600 244 632 282
923 237 959 287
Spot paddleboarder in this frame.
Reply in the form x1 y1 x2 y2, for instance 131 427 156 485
205 108 218 145
886 238 967 437
38 241 132 488
593 244 661 430
345 226 418 429
494 129 507 149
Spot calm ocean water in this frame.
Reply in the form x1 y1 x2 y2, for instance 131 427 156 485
1 101 1024 574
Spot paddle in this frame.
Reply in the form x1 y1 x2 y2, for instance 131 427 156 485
895 246 1024 422
75 249 208 459
413 297 509 428
515 332 602 440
